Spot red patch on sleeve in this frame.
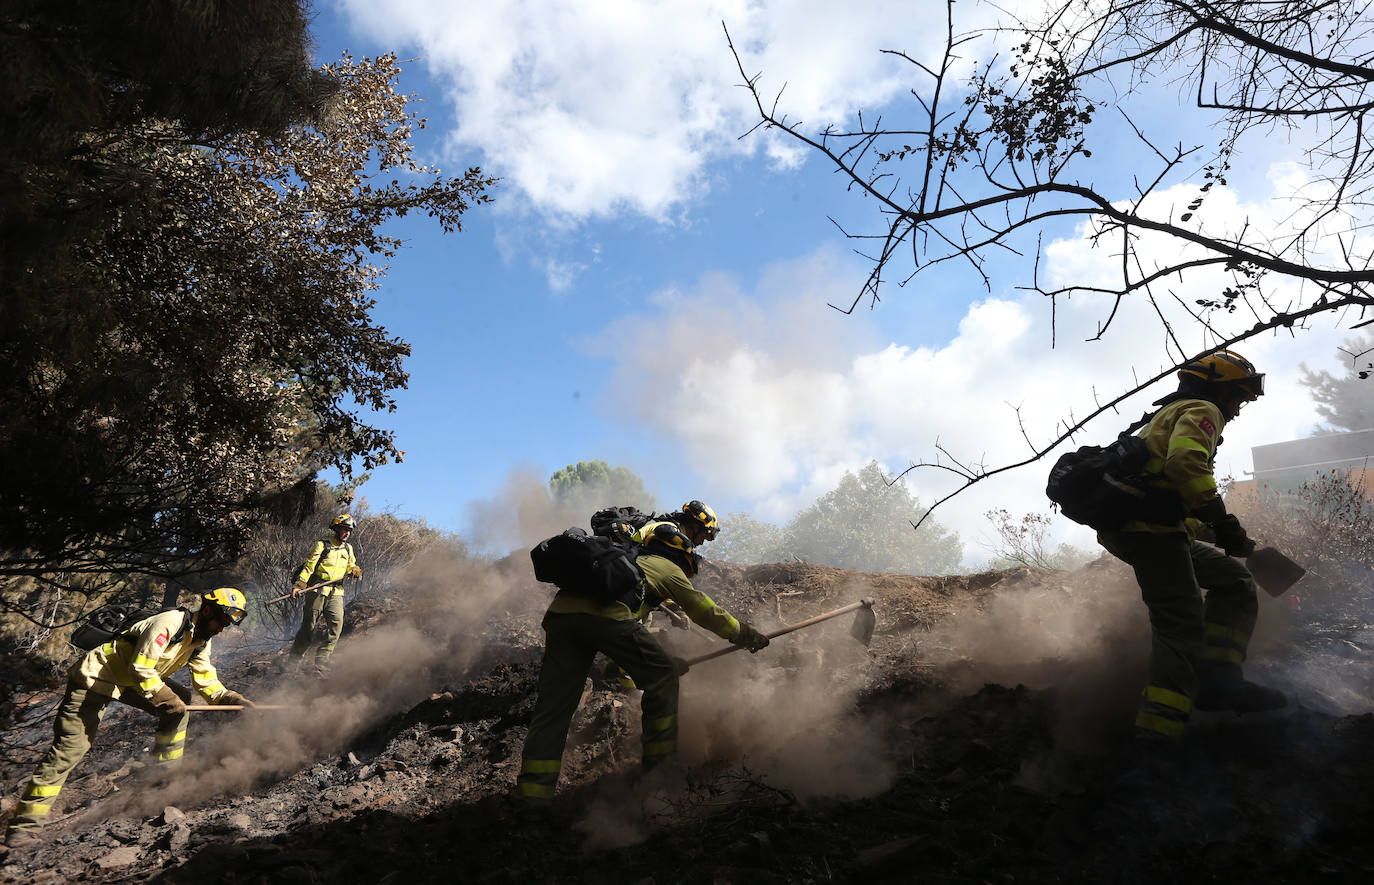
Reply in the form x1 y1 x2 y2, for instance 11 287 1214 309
1199 417 1216 438
155 632 168 647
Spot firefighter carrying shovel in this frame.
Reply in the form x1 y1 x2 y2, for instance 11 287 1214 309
1097 349 1287 742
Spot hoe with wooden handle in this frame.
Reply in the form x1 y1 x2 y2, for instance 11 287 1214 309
683 597 876 668
265 576 347 606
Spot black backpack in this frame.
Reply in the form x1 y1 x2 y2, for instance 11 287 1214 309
1045 417 1184 531
529 527 647 608
70 604 177 651
589 506 655 542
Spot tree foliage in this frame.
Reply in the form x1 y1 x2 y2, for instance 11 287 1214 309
0 2 494 613
548 461 655 513
727 0 1374 526
1300 332 1374 432
711 512 787 565
781 462 963 574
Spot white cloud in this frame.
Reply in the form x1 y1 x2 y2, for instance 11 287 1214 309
335 0 995 220
589 170 1365 564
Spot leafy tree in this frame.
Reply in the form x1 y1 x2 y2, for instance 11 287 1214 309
548 461 655 516
782 461 964 574
726 0 1374 527
0 2 495 618
1300 332 1374 433
712 512 787 565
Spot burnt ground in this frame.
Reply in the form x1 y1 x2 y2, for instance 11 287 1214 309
3 555 1374 883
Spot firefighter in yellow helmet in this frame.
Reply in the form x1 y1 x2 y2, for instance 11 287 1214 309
515 500 768 808
4 589 253 849
289 514 362 672
1097 350 1284 743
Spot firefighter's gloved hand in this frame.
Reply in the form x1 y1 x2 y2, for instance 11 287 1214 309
291 580 307 597
216 691 255 708
1214 515 1256 558
149 686 186 719
670 657 691 677
733 623 770 653
348 565 362 579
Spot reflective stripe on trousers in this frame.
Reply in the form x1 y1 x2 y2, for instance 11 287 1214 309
1098 530 1258 740
516 612 679 801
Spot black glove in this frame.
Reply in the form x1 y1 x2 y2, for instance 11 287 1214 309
670 657 691 677
733 623 770 653
149 685 186 719
1213 514 1256 557
1193 498 1255 557
216 690 255 707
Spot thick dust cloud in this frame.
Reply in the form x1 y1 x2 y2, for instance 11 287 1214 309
91 544 532 821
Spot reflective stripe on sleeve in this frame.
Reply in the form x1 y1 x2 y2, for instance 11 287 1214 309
1179 475 1217 496
1167 438 1210 455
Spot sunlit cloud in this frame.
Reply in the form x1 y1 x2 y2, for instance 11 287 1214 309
332 0 995 220
589 171 1363 563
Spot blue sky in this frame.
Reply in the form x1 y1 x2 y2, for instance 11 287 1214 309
308 1 1363 563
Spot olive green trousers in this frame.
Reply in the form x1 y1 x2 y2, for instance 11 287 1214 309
11 680 192 830
516 612 678 802
1099 531 1258 739
290 590 345 661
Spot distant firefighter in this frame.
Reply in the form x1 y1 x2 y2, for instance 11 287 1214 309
289 513 362 673
5 589 254 849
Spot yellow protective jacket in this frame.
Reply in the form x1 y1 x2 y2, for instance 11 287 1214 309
296 538 357 593
545 523 741 642
71 610 227 703
1122 398 1226 533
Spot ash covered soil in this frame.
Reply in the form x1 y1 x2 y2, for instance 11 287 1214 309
4 554 1374 884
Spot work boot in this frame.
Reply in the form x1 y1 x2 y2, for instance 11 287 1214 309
1195 664 1287 712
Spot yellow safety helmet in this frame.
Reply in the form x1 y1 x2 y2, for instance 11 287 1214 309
1178 349 1264 401
679 500 720 541
645 522 702 577
202 587 248 625
330 513 355 531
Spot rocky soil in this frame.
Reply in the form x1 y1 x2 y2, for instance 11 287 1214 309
3 554 1374 884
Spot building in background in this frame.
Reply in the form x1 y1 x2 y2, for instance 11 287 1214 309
1228 428 1373 516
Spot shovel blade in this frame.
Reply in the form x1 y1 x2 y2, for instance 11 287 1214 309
1247 546 1306 597
850 598 876 646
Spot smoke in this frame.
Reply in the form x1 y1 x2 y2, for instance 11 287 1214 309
572 592 895 848
88 542 533 822
919 565 1150 747
465 466 573 554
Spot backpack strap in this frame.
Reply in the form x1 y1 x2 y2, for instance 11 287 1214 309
169 608 194 644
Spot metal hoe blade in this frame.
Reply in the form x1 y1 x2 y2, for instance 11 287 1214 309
1246 546 1307 597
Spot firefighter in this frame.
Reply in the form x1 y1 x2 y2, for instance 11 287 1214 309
4 589 253 849
515 500 769 807
289 513 362 672
1097 350 1285 742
